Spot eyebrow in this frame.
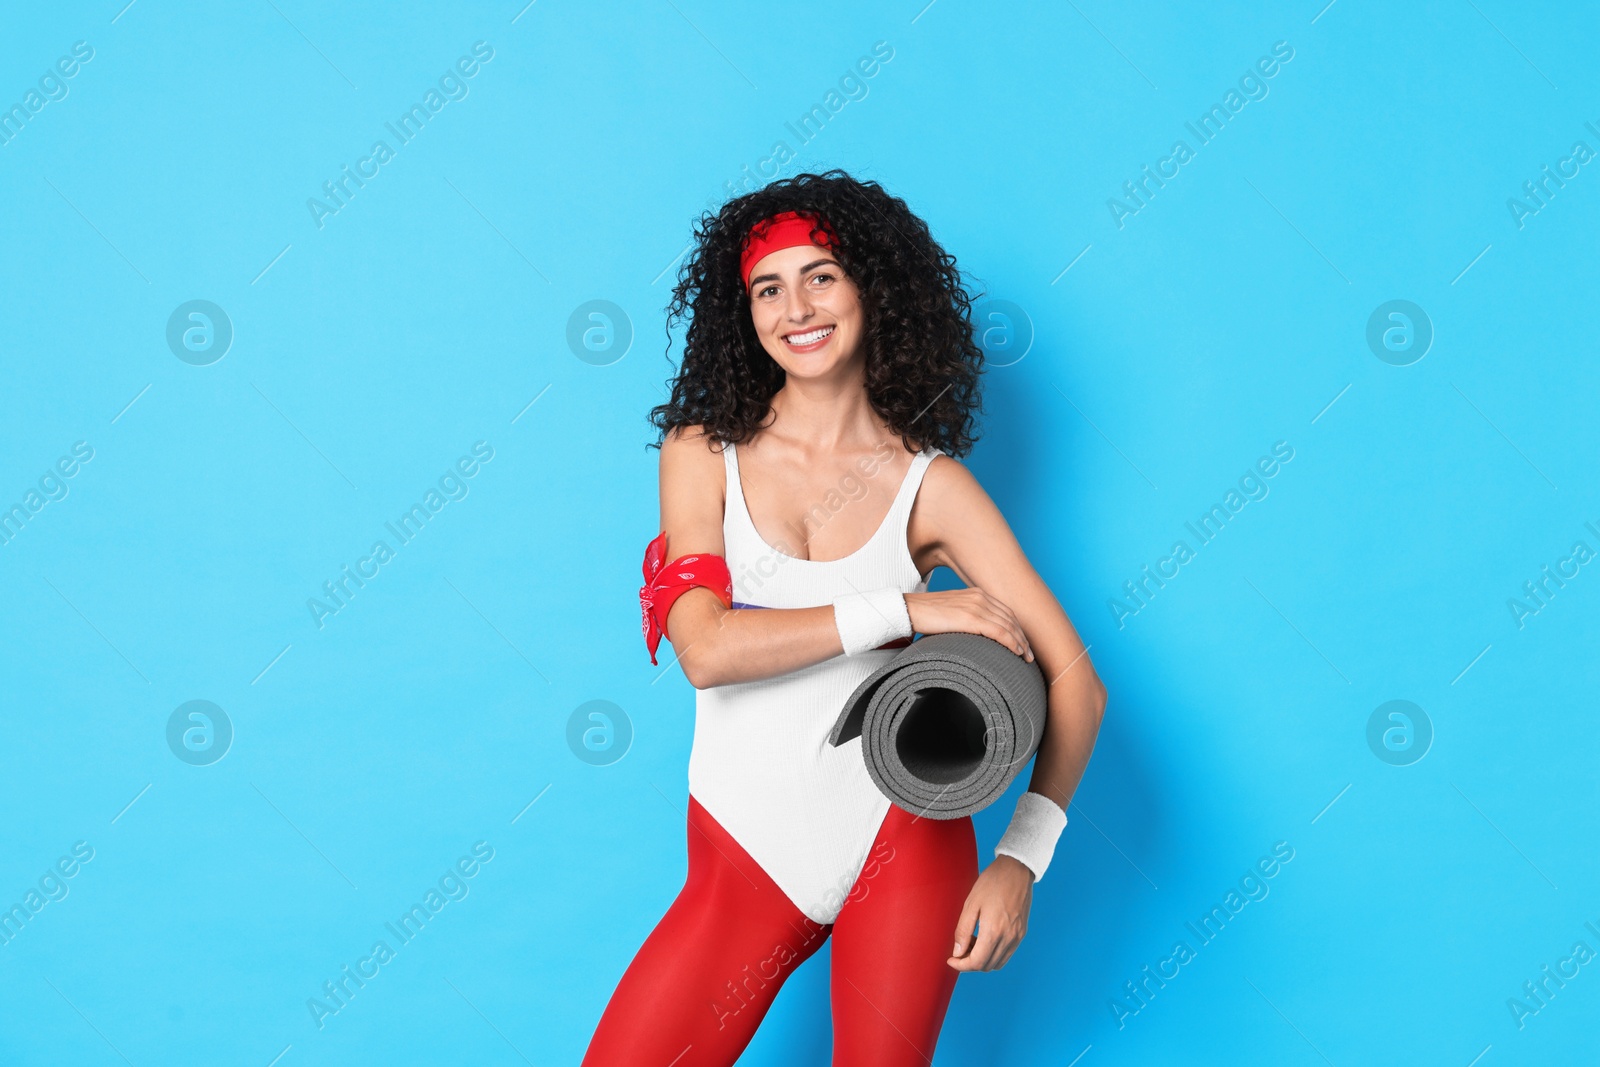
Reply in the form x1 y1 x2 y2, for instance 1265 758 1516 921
747 257 839 291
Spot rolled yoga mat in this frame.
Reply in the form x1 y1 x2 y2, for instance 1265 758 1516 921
826 632 1048 820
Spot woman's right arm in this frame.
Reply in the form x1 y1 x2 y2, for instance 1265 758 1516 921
656 426 1033 689
655 426 843 688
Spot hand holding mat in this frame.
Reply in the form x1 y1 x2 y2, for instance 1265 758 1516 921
826 632 1048 820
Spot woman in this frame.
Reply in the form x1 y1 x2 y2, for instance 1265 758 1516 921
583 170 1107 1065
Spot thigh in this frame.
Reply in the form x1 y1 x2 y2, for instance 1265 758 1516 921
828 805 977 1067
582 795 831 1067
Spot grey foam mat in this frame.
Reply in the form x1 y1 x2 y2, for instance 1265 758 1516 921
827 632 1047 819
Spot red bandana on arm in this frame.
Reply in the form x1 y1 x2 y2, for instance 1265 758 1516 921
640 531 733 666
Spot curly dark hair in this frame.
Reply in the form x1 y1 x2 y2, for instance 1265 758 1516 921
646 169 986 458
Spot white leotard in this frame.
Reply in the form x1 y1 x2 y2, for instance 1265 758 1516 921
687 438 942 925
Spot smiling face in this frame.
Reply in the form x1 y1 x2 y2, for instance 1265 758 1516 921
745 244 864 379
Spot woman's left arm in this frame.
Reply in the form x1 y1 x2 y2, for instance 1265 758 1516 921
913 456 1108 972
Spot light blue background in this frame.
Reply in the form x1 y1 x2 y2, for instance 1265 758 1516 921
3 1 1597 1064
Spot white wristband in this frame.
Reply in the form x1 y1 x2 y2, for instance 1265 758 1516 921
994 791 1068 882
831 588 912 656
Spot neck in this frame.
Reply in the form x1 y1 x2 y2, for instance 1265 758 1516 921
763 361 888 454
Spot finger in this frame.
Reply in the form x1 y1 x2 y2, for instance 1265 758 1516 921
950 899 980 960
965 918 1002 971
980 601 1032 659
953 598 1032 661
982 611 1030 660
992 617 1030 659
979 927 1017 979
1009 620 1035 662
978 929 1007 971
953 606 1010 650
964 603 1012 642
948 929 989 972
992 605 1035 662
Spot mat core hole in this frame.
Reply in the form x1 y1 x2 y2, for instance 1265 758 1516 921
894 688 987 785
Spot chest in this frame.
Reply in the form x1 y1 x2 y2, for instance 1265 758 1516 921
738 456 911 563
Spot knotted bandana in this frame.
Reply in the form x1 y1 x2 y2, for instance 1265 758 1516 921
640 531 733 665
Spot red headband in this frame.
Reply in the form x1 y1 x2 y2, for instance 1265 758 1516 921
739 210 839 288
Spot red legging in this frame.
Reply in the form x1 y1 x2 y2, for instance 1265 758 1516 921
582 794 977 1066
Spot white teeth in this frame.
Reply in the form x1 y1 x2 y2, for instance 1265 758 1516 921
785 325 834 345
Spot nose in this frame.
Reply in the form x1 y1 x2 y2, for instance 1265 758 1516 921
782 284 815 323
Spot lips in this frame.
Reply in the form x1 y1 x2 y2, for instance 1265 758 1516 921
782 324 835 350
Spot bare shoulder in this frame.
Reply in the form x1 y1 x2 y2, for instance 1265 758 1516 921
914 448 1050 606
661 422 725 475
922 451 1003 524
922 451 985 501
